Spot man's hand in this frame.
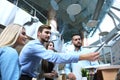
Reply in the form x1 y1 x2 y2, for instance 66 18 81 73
79 52 99 61
68 73 76 80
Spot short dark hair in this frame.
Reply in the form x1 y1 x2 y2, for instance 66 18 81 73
71 32 83 40
38 24 51 32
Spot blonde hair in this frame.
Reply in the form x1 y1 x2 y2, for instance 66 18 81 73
0 24 23 47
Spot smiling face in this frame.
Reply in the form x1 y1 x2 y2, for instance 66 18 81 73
38 28 51 43
16 28 27 46
47 42 54 50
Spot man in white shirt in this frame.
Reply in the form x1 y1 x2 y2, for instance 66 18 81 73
64 33 99 80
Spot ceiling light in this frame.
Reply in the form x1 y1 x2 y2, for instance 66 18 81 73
67 4 81 15
99 31 109 36
86 20 98 27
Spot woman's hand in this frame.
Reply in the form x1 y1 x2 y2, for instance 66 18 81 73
43 70 58 79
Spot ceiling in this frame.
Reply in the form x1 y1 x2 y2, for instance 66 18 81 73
8 0 114 42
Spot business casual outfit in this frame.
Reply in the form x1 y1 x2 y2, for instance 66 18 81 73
0 46 20 80
19 39 79 79
64 47 99 80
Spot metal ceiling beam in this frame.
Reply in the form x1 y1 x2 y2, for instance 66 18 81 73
108 10 120 21
90 0 114 37
92 0 104 20
108 10 120 30
111 6 120 11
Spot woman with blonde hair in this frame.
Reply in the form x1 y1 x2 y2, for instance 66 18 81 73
0 24 27 80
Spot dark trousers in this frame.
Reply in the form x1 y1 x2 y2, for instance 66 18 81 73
19 75 32 80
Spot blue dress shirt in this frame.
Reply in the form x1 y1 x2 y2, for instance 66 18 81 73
19 39 80 77
0 46 20 80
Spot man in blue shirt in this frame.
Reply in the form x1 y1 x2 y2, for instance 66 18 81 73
19 25 99 80
64 34 99 80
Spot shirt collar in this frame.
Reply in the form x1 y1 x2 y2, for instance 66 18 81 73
74 46 82 52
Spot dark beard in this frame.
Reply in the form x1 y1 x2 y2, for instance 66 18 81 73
43 40 49 45
74 42 82 48
75 45 81 49
41 38 49 45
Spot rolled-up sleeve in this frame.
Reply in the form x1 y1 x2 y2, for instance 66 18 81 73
31 42 79 63
19 40 80 77
20 40 79 64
